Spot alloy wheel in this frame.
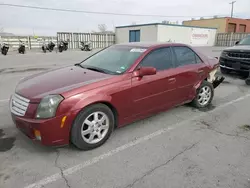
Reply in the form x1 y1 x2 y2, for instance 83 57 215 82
81 111 109 144
198 86 211 106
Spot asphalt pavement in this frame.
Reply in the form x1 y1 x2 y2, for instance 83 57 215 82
1 47 250 188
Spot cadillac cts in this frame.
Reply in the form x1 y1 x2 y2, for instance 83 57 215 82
10 43 224 150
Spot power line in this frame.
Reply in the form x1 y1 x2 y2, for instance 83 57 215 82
0 3 228 18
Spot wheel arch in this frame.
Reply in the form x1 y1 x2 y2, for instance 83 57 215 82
72 100 119 129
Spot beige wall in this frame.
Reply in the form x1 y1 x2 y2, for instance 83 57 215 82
115 25 158 43
183 18 226 33
157 25 217 46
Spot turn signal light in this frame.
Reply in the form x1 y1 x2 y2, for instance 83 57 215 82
61 116 67 128
34 130 41 141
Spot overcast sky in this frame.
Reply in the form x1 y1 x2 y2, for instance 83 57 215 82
0 0 249 35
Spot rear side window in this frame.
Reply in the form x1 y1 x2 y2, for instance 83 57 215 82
173 47 198 67
139 47 173 71
195 54 203 64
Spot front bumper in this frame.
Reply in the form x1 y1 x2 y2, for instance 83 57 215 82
219 56 250 72
11 113 73 146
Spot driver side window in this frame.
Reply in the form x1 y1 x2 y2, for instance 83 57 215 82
139 47 173 71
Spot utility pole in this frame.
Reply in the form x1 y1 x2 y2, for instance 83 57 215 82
229 1 236 18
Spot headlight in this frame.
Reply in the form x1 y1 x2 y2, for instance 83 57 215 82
36 95 64 119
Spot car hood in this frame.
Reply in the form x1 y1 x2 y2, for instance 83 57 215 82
224 45 250 52
16 65 113 101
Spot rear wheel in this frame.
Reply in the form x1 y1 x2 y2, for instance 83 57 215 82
191 81 214 108
58 47 63 53
71 104 114 150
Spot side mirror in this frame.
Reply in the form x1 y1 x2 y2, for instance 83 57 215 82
235 41 240 45
133 67 157 77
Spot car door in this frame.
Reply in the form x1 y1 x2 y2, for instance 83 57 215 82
171 46 207 103
131 47 179 117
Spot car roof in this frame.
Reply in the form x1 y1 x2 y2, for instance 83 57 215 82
114 42 187 48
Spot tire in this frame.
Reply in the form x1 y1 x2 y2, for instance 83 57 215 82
245 78 250 85
220 67 230 74
59 47 63 53
42 47 46 53
2 49 7 55
191 80 214 108
71 103 115 150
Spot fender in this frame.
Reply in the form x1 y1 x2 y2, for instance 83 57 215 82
194 68 225 90
70 94 114 112
194 80 203 90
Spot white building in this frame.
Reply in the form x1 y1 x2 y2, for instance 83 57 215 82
115 23 217 46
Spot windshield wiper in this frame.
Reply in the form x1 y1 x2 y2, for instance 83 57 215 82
85 67 107 74
75 64 120 75
76 64 109 74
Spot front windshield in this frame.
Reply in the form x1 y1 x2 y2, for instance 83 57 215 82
80 45 147 74
238 36 250 45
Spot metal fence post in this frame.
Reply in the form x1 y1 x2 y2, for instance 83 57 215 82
27 36 31 50
106 34 108 47
229 32 234 46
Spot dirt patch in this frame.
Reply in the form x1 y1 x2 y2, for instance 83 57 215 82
239 124 250 131
0 129 16 152
200 120 211 128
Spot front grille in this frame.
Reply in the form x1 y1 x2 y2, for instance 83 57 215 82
10 93 30 117
227 52 250 59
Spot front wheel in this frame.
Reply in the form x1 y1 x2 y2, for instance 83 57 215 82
2 48 8 55
191 81 214 108
71 104 115 150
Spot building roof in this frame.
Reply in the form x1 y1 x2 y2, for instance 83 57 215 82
115 22 217 30
183 17 250 22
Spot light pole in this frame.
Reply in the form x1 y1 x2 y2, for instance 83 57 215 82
229 1 236 18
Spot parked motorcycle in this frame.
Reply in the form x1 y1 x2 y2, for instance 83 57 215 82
18 40 26 54
58 41 68 53
47 41 55 52
42 41 56 53
1 43 9 55
80 41 91 51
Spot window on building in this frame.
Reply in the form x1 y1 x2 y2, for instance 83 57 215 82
228 23 236 33
239 24 246 33
129 30 140 42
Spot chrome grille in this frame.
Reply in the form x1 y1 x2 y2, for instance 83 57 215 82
227 52 250 59
10 93 30 116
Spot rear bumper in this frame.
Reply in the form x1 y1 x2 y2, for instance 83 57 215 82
208 68 225 89
11 112 76 146
212 75 225 89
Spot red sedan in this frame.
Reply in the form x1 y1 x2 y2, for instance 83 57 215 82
10 42 224 150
